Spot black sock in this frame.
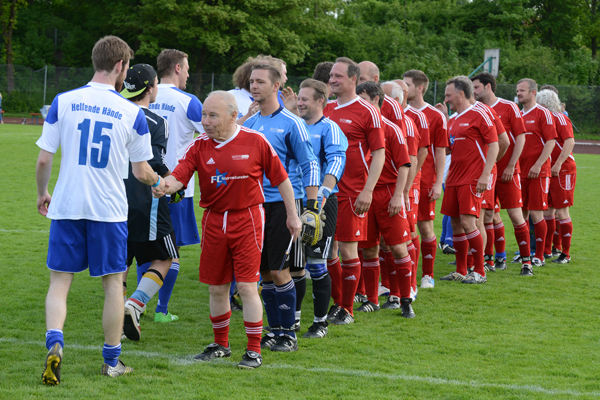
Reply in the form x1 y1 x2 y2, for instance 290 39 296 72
311 272 331 321
293 275 307 315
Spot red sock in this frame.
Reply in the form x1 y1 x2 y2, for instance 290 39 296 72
493 222 506 254
379 250 390 289
559 218 573 257
484 224 494 265
210 310 231 347
421 235 437 277
327 257 342 305
467 252 474 269
412 235 421 276
341 258 361 315
466 229 485 276
544 216 555 255
553 221 562 251
406 242 418 290
394 255 412 298
362 258 380 304
514 222 531 264
357 251 365 296
385 251 400 297
533 219 547 260
453 233 468 276
244 320 262 354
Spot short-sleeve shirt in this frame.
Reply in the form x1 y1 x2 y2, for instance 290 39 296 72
228 88 253 118
419 104 449 185
381 95 405 134
172 125 288 213
551 112 576 174
324 96 385 197
378 117 411 188
36 82 152 222
152 83 205 198
491 98 527 175
404 114 424 189
520 104 558 178
404 106 432 181
446 105 498 187
474 101 506 176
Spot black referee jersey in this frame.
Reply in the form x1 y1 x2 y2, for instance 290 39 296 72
125 107 174 242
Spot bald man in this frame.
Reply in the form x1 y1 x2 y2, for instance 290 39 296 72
358 61 380 83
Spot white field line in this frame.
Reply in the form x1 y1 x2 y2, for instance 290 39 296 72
0 229 48 234
2 337 599 397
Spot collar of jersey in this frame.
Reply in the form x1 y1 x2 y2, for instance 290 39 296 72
259 105 284 118
521 103 539 116
334 96 360 110
88 81 117 91
454 104 474 119
158 83 176 88
214 125 241 148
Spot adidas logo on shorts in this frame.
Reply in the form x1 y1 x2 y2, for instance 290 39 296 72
543 202 547 206
344 275 357 280
564 200 569 204
482 200 487 204
355 230 360 236
471 207 476 211
314 248 321 253
403 231 408 236
519 199 522 203
429 211 435 216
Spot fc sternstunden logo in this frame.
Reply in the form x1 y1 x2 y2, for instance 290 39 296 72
211 168 249 188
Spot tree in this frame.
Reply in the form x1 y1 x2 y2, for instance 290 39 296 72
0 0 27 92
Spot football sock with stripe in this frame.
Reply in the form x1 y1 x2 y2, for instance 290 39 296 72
544 216 555 255
514 222 532 263
327 257 343 305
385 251 400 298
102 343 121 368
307 257 330 321
275 280 296 338
156 262 179 314
45 329 64 351
466 230 485 276
406 242 417 290
411 235 421 275
379 250 390 289
261 281 281 336
394 255 412 298
493 222 505 255
553 224 562 251
210 310 231 347
559 218 573 257
357 250 366 296
245 320 263 353
293 274 306 323
421 235 437 277
341 258 361 315
362 258 380 304
533 219 547 260
484 224 494 266
130 269 164 305
453 233 469 276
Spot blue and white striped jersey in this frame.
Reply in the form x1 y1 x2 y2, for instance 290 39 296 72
243 106 320 202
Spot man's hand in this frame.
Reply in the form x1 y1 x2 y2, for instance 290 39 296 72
477 173 490 194
37 192 51 216
430 182 442 202
317 185 332 213
355 189 373 215
527 164 541 179
282 87 298 114
152 177 168 198
403 189 411 210
287 213 302 240
388 194 403 217
551 162 561 177
435 102 449 121
501 164 515 182
300 200 324 245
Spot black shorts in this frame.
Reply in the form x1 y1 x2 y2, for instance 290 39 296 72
261 200 304 273
305 194 338 260
127 231 179 267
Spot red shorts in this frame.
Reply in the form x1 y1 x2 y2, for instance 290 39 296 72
359 185 411 248
441 184 483 218
199 205 264 285
481 173 497 210
495 174 523 210
417 184 436 221
520 175 549 211
335 196 368 242
548 173 576 208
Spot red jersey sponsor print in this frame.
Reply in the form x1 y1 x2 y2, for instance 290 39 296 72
520 104 557 178
324 97 385 196
377 117 411 188
550 112 576 174
172 126 288 213
446 105 498 187
491 98 526 175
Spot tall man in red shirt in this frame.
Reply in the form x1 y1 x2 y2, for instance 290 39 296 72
471 72 534 275
164 91 301 369
516 78 557 267
440 76 499 284
402 70 448 289
324 57 386 325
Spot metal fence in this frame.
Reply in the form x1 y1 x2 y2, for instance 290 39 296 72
0 64 598 133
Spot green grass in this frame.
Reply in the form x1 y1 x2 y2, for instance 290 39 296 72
1 124 600 399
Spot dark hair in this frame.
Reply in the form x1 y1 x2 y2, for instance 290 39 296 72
356 81 384 108
232 57 259 91
313 61 334 85
157 49 188 79
471 72 497 93
402 69 429 94
300 78 328 105
128 79 157 103
335 57 360 83
251 63 282 85
446 76 473 99
539 84 558 94
91 36 134 73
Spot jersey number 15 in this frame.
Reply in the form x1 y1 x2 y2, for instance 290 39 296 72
78 119 112 169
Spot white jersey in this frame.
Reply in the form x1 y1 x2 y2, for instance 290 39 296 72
228 88 253 118
36 82 152 222
152 83 204 197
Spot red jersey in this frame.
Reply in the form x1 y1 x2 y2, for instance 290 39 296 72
551 112 576 174
172 126 288 213
406 105 439 185
446 105 498 187
474 101 506 176
405 114 424 189
324 96 385 196
377 117 411 188
520 104 558 178
421 104 450 184
381 95 405 135
491 98 526 175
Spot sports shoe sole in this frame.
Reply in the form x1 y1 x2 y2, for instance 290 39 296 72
123 306 141 341
42 344 62 386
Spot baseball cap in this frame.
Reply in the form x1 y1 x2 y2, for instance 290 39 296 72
120 64 157 99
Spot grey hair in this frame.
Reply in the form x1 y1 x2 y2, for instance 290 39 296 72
518 78 538 92
207 90 238 115
446 75 473 99
536 89 561 113
381 81 404 104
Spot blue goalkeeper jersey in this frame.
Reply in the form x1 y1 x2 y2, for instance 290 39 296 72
243 106 320 202
307 116 348 196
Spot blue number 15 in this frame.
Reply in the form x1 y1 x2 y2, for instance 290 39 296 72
78 119 112 169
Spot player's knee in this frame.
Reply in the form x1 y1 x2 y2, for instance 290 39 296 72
236 282 259 298
390 243 408 259
208 283 230 298
306 257 328 278
361 246 378 260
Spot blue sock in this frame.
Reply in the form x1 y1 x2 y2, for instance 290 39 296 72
276 280 297 339
45 329 64 350
495 251 507 259
441 215 448 244
102 343 121 367
229 276 237 299
261 281 281 336
136 262 151 286
444 216 454 246
156 262 180 314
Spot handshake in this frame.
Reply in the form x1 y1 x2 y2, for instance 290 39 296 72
150 175 185 204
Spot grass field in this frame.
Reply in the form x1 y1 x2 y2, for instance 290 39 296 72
1 124 599 399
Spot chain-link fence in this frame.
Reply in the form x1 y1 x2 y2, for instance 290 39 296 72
0 64 598 134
